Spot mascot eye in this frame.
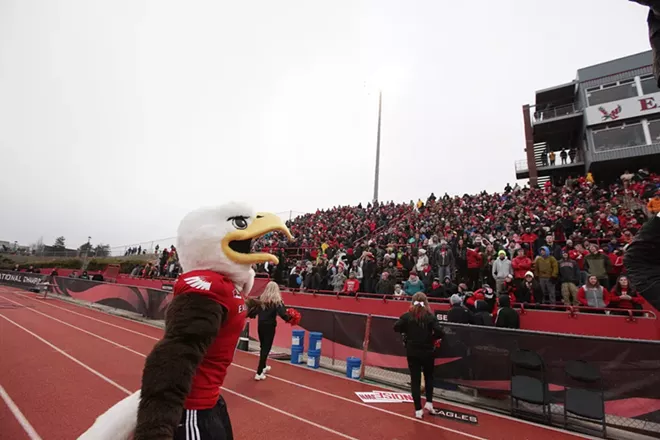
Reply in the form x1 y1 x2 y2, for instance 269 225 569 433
231 216 249 230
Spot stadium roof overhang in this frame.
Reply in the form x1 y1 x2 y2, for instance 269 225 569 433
535 81 577 107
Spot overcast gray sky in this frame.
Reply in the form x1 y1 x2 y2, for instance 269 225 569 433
0 0 653 252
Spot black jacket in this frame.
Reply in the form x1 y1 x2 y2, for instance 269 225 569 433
516 279 543 304
558 259 580 284
375 278 395 295
472 300 494 326
495 295 520 329
447 304 473 324
248 303 290 327
624 214 660 311
393 311 444 357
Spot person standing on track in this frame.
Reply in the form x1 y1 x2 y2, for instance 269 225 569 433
393 292 444 419
248 281 293 381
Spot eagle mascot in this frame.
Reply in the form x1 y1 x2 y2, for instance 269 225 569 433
78 202 293 440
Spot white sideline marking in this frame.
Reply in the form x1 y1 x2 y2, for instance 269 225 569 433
0 384 43 440
0 314 132 395
236 351 601 439
228 362 487 439
221 388 358 439
0 314 357 440
12 292 160 340
1 296 148 358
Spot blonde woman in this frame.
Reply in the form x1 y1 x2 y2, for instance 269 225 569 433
393 292 444 419
247 282 292 380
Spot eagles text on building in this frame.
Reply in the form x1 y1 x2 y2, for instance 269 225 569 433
516 50 660 186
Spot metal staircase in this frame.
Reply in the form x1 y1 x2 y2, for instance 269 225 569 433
533 142 551 187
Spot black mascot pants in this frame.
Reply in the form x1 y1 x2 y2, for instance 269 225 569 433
407 353 435 411
257 324 276 375
175 396 233 440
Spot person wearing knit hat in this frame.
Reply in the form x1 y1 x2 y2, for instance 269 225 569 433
492 250 513 294
447 293 473 324
517 271 542 304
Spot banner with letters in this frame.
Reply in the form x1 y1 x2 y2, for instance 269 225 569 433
0 270 49 289
585 91 660 126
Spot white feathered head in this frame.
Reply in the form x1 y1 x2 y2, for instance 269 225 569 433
176 201 293 288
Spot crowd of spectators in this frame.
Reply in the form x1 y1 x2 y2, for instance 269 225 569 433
129 245 181 279
256 168 660 312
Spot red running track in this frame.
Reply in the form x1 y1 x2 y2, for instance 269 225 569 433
0 288 592 440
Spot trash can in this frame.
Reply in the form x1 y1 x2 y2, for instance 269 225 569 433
308 332 323 351
346 356 361 380
290 346 304 364
292 329 305 349
306 349 321 369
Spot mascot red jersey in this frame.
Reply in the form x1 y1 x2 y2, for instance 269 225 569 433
79 202 293 440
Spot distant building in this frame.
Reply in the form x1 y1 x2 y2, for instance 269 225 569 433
41 245 79 257
517 50 660 186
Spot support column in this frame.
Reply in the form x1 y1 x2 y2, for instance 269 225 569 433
635 75 644 97
643 119 652 145
522 104 538 187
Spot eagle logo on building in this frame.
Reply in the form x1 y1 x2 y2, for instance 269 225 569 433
598 104 622 121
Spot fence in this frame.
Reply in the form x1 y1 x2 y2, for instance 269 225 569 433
265 307 660 437
2 272 659 437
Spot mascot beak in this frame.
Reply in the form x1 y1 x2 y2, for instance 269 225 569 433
222 212 294 265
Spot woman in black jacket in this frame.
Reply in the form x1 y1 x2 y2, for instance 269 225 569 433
248 282 292 380
393 292 444 419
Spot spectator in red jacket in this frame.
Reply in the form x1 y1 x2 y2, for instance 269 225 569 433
501 274 517 306
609 275 644 311
466 247 483 289
570 243 590 285
607 249 625 288
511 248 532 286
466 285 496 314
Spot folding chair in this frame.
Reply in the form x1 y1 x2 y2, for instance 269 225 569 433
564 360 606 438
510 349 551 424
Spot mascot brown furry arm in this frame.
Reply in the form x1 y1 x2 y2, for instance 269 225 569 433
78 202 293 440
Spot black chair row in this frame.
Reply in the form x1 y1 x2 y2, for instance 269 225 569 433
510 349 606 438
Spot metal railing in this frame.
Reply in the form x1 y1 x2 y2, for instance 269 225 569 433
515 159 529 173
514 156 584 174
532 103 581 124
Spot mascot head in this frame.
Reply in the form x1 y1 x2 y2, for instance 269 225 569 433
176 201 293 288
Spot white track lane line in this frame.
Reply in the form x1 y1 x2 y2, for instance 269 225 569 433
0 313 132 394
0 384 43 440
0 312 360 440
220 387 358 440
235 351 602 440
228 362 488 440
10 292 160 340
6 301 486 440
1 296 148 358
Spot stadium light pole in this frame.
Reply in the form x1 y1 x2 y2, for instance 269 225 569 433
372 89 383 204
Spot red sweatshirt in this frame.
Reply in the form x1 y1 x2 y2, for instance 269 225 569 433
609 288 644 309
343 279 360 294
